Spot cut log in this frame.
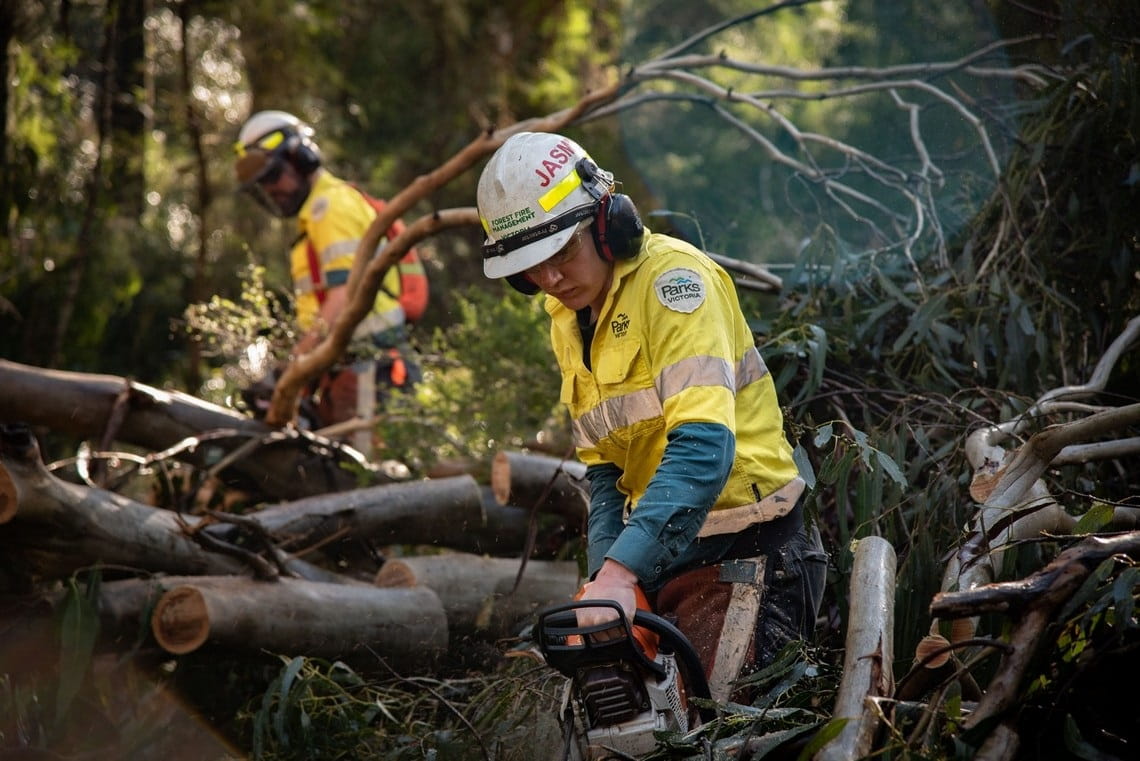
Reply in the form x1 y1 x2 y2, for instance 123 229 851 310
150 575 447 666
490 450 588 523
374 552 581 638
477 485 580 559
815 535 896 761
0 359 386 500
236 474 485 548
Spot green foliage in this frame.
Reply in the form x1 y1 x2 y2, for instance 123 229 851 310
183 261 297 403
376 286 568 474
236 654 565 761
54 576 100 729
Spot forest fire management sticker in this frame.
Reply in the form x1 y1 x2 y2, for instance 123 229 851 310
654 268 705 313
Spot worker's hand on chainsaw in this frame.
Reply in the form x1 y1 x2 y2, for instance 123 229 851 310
576 559 639 639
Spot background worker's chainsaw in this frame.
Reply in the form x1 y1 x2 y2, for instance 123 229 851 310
535 597 713 760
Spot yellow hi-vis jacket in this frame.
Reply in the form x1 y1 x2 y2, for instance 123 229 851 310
289 170 404 341
547 230 804 539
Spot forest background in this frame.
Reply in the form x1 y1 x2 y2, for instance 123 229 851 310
1 0 1139 759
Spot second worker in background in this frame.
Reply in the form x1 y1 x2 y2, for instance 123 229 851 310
232 110 428 451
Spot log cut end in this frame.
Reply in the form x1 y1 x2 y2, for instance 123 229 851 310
949 617 976 644
914 634 951 669
0 464 16 523
490 451 511 505
374 560 417 588
152 585 211 654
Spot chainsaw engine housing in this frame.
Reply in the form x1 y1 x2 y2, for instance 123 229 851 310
536 600 711 760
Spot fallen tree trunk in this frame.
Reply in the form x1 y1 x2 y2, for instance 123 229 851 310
0 360 381 500
930 320 1140 652
1 428 374 585
374 552 581 638
3 428 573 590
1 429 249 581
815 535 896 761
229 475 535 556
149 575 447 667
243 474 484 540
490 450 588 524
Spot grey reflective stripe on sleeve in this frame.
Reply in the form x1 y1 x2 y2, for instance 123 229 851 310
320 239 359 264
655 354 734 400
571 353 736 449
736 346 770 391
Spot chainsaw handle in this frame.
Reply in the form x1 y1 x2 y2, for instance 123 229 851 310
535 600 713 714
631 609 713 711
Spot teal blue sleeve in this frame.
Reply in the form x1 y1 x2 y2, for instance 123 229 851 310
596 422 734 584
586 462 625 577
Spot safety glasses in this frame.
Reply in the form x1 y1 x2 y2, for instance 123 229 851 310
232 129 286 158
523 225 590 279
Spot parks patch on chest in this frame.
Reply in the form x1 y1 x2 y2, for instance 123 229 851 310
654 267 705 313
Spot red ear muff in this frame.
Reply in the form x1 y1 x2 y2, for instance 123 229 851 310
592 192 644 261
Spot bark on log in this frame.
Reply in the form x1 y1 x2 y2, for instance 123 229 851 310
232 474 484 550
815 535 896 761
1 432 248 581
490 450 588 523
149 575 447 666
0 359 383 500
1 429 367 586
477 486 576 558
374 552 582 638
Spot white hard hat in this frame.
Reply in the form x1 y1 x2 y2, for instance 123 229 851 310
237 110 310 150
477 132 613 279
233 110 321 187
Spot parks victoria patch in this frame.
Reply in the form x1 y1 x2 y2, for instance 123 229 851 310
654 267 705 313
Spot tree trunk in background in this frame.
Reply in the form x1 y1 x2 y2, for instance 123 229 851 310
109 0 147 218
0 5 12 240
178 0 207 393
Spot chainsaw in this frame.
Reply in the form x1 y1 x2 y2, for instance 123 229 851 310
535 598 713 760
